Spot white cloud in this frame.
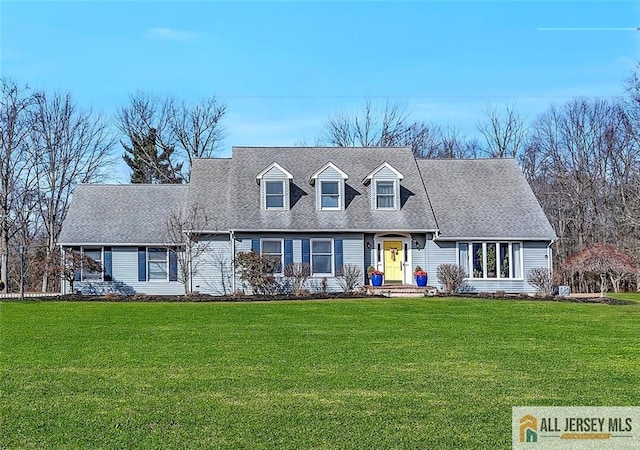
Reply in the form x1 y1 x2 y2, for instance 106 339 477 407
145 28 195 42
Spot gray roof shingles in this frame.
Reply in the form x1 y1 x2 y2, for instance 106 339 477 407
58 184 189 245
59 148 556 245
221 146 437 232
417 158 556 239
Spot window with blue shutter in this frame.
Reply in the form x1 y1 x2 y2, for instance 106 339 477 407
284 239 293 267
251 239 260 253
302 239 310 265
334 239 343 273
169 248 178 281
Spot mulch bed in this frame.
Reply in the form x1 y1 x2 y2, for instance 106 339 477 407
2 292 634 305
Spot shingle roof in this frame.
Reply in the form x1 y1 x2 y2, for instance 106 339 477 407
59 148 556 245
220 146 438 232
417 158 556 239
58 184 188 245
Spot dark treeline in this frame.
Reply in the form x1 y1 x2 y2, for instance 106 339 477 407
2 65 640 293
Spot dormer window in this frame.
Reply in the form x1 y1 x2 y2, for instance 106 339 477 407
375 181 396 209
256 162 293 211
363 162 404 211
320 181 340 208
310 162 348 211
265 181 285 208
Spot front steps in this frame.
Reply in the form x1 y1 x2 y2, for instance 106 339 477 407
365 284 438 298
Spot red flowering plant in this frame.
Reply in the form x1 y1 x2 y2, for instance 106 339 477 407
414 266 427 276
371 270 384 276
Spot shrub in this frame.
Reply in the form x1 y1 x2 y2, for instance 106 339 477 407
477 291 493 299
234 250 279 295
284 263 310 295
336 264 363 293
495 290 506 298
436 263 467 294
526 267 554 296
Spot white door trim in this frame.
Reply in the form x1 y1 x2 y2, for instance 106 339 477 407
373 233 412 284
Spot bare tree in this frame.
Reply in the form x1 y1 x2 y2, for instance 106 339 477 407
118 92 226 183
477 104 527 158
321 100 445 158
170 97 226 181
30 91 115 292
523 98 632 286
439 126 480 158
117 92 183 184
0 78 37 292
165 204 214 294
39 248 101 295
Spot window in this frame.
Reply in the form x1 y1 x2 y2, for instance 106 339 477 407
311 239 333 275
460 242 523 279
265 181 284 209
82 248 102 281
262 239 283 273
376 181 395 209
320 181 340 209
148 248 168 280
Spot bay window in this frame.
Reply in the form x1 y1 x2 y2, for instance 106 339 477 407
459 242 522 279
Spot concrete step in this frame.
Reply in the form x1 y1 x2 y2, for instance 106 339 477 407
365 285 438 298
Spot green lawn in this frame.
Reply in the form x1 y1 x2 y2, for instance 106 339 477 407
606 292 640 303
1 298 639 449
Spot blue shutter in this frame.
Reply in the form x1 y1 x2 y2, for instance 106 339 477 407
334 239 343 273
104 247 112 281
72 247 81 281
302 239 310 265
138 247 146 281
169 248 178 281
284 239 293 267
251 239 260 253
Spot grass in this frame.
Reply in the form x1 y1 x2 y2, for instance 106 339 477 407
1 298 639 449
606 291 640 303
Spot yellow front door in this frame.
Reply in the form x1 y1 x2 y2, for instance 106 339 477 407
383 241 403 282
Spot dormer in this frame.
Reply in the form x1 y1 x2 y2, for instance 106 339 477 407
363 162 404 211
256 162 294 211
310 162 349 211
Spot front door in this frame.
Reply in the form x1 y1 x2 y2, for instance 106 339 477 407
383 241 403 282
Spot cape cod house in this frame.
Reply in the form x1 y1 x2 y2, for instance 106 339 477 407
58 146 556 295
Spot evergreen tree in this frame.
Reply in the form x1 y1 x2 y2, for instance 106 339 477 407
122 127 183 184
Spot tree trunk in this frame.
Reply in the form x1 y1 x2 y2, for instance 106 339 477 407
0 227 8 293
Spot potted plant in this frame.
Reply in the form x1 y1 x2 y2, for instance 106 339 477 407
369 268 384 287
414 266 427 287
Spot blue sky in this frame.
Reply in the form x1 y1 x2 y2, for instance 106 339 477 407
2 1 639 180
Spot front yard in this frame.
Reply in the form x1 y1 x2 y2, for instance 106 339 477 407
1 298 639 448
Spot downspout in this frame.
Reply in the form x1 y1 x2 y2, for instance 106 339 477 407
230 230 236 294
547 238 556 273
